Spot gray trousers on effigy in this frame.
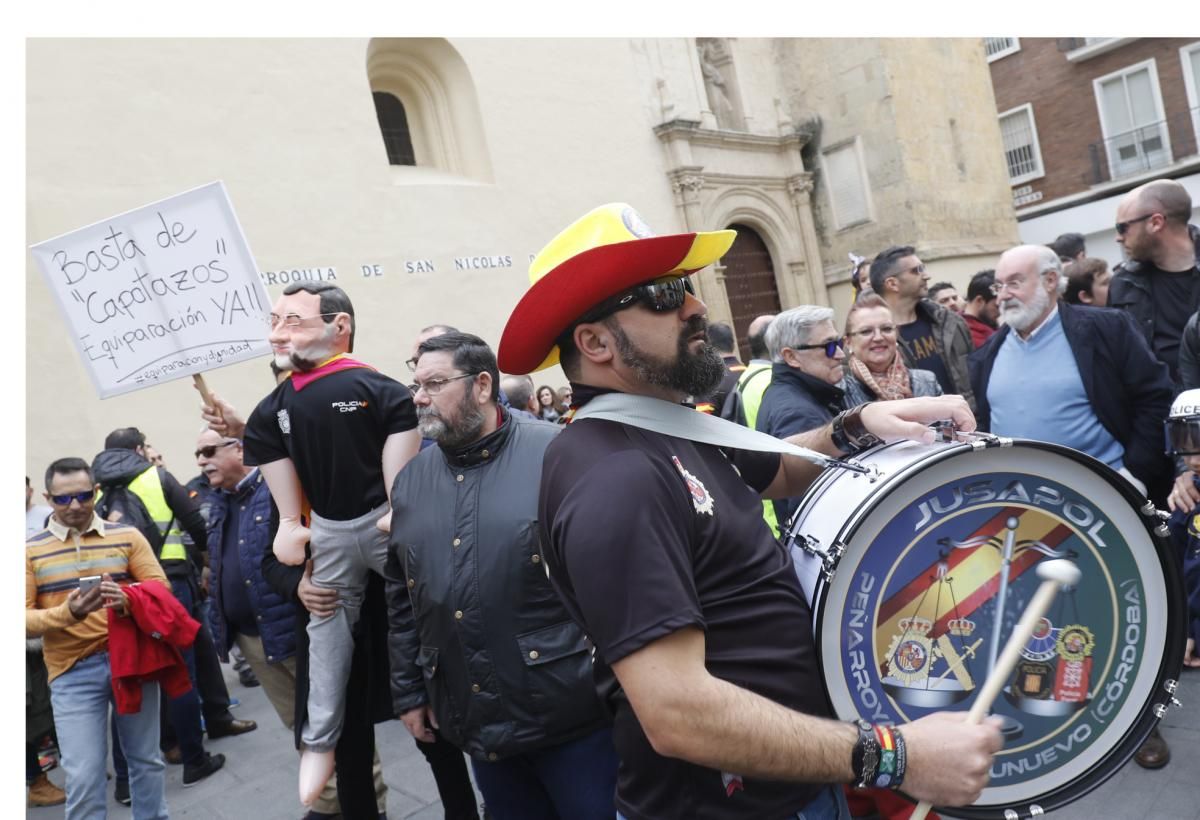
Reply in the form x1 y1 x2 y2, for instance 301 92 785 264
302 502 391 752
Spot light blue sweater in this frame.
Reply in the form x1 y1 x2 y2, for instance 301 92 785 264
987 309 1125 470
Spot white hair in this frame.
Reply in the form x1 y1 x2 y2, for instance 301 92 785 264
765 305 835 363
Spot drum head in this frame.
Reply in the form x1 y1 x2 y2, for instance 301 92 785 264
810 441 1185 818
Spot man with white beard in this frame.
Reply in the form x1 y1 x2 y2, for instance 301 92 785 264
967 244 1173 496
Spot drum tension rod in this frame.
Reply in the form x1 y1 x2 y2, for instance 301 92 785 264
828 458 879 481
787 533 846 583
1154 679 1183 718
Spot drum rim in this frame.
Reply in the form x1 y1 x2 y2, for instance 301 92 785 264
803 438 1186 818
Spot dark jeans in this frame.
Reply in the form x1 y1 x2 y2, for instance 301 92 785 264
416 733 480 820
469 727 617 820
26 742 42 783
192 596 235 723
114 577 208 780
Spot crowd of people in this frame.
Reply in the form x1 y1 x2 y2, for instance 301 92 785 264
25 178 1200 820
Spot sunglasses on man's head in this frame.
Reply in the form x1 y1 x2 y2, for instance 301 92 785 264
50 490 95 505
579 275 696 323
795 339 844 358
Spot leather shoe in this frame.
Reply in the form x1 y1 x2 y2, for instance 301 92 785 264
163 745 183 765
1134 727 1170 769
206 718 257 739
183 751 226 786
28 773 66 807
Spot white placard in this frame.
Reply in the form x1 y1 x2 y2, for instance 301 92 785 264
30 182 272 398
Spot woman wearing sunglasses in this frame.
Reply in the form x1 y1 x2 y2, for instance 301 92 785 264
841 294 943 408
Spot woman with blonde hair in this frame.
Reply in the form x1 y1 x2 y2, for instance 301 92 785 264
841 293 942 406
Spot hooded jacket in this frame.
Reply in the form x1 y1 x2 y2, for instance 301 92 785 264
92 448 209 575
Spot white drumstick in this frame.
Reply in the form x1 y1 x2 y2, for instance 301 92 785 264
909 559 1081 820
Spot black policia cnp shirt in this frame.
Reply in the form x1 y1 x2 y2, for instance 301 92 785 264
538 385 831 820
243 367 417 520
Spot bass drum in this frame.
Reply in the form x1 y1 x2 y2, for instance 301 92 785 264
786 436 1185 819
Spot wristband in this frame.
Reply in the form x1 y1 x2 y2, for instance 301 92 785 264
890 726 907 790
850 719 879 789
830 411 854 455
872 724 898 789
841 403 883 451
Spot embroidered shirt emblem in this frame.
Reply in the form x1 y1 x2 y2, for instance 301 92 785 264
277 408 292 435
672 456 714 516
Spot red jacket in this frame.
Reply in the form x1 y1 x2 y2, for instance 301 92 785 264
107 581 200 714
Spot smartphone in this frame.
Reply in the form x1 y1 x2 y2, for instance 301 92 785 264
78 575 102 594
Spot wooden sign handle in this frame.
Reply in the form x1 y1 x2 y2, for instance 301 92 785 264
193 374 220 419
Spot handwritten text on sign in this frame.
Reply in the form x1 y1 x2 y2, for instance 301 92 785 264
30 182 272 398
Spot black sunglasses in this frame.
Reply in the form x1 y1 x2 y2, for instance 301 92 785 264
579 275 696 323
195 440 239 459
1115 213 1155 235
795 339 844 358
50 489 95 505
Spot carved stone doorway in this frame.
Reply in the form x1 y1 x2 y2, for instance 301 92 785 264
722 224 781 362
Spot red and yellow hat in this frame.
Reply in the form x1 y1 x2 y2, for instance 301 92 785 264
497 203 736 374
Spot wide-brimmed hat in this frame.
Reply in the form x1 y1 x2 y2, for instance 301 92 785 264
497 203 736 374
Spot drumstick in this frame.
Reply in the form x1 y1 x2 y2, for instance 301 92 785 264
909 559 1081 820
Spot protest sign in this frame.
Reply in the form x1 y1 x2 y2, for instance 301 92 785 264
30 181 272 399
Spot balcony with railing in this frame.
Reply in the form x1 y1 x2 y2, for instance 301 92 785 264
1086 106 1200 185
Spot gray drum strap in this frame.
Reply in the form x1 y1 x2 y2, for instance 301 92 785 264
571 392 833 468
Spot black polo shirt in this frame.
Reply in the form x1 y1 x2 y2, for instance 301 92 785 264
243 366 416 521
538 385 831 820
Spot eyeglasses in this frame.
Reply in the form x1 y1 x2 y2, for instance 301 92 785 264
267 312 341 329
405 357 419 372
50 490 95 505
1115 213 1156 235
195 440 239 459
902 263 927 277
408 372 478 397
795 339 844 358
848 324 897 340
989 276 1027 296
578 275 696 323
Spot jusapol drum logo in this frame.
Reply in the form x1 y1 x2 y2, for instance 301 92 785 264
830 472 1148 797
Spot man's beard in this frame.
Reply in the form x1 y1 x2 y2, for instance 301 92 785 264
606 315 726 398
1001 283 1051 333
417 391 487 449
275 326 336 372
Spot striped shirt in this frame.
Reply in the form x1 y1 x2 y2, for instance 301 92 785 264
26 513 167 682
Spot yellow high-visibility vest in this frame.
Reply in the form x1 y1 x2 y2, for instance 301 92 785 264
127 467 188 562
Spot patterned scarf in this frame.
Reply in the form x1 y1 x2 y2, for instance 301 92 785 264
849 353 912 401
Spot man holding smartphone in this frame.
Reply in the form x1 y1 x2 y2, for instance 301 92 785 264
26 457 172 819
